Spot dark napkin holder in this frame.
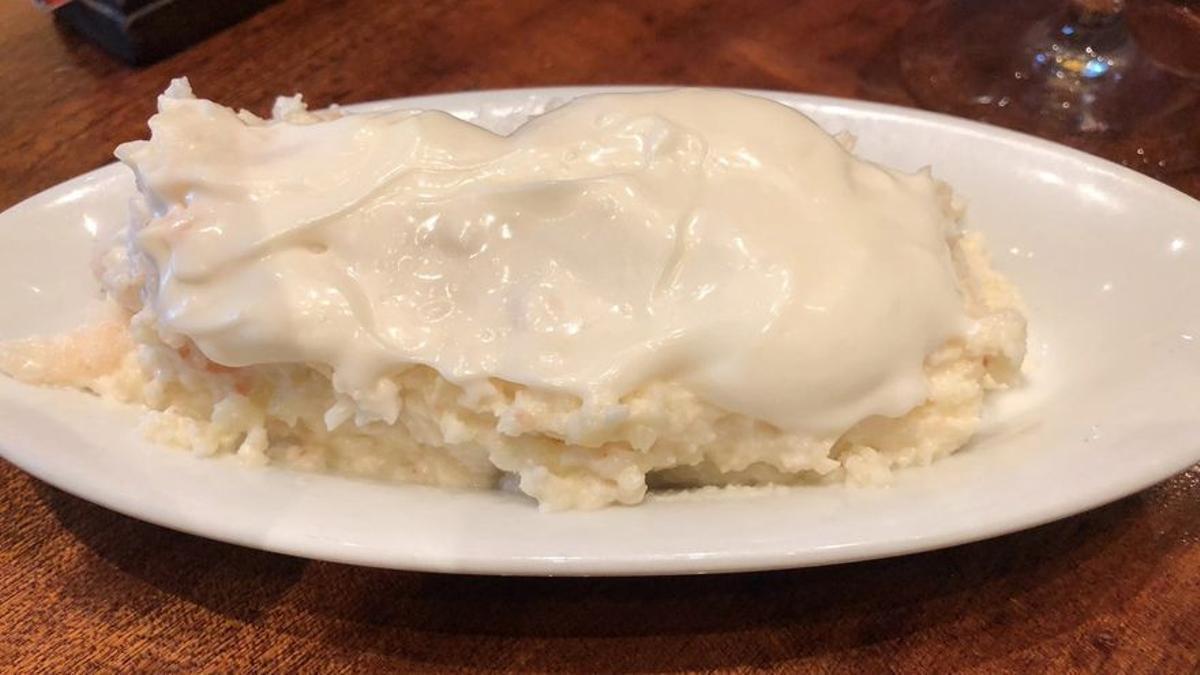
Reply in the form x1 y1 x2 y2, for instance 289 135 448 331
54 0 277 66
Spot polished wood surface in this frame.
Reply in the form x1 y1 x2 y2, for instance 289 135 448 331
2 1 1198 672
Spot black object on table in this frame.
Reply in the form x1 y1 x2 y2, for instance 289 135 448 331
54 0 277 66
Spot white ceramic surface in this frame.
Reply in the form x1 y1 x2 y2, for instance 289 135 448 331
1 87 1198 576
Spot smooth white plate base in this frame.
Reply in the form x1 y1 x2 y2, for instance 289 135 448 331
2 88 1198 576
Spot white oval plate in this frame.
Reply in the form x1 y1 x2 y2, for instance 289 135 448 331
2 88 1199 576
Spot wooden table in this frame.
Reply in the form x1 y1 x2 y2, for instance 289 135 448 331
2 1 1198 671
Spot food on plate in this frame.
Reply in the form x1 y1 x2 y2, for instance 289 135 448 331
0 80 1027 509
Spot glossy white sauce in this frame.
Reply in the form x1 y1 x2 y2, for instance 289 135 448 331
116 80 968 433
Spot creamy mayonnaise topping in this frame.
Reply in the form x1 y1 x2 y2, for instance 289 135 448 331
115 80 968 434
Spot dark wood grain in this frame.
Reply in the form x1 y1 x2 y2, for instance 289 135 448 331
1 0 1198 672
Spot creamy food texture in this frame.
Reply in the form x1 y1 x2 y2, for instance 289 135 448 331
115 79 968 434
